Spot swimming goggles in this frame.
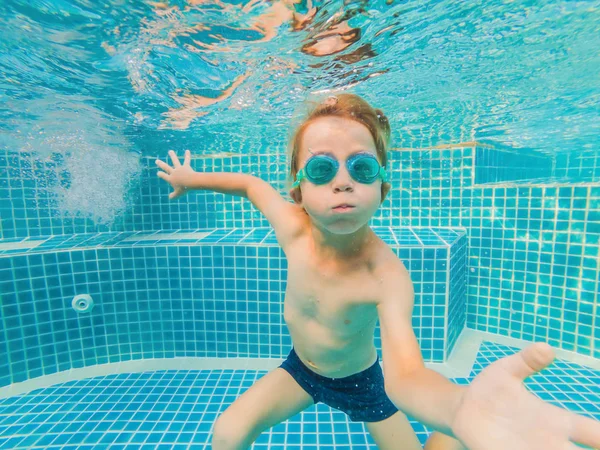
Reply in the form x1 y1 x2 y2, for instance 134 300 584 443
292 153 388 188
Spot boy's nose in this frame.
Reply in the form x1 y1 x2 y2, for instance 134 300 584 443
334 183 353 193
332 168 354 192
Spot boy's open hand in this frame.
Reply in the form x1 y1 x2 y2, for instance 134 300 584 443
156 150 195 200
451 343 600 450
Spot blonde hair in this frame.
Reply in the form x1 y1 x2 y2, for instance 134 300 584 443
288 93 391 183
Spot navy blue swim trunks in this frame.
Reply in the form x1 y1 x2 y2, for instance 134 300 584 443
279 348 398 422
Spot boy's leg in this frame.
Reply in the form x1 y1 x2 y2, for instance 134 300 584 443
364 411 422 450
424 432 466 450
365 414 466 450
211 367 315 450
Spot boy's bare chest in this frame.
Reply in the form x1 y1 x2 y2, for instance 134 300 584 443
284 255 381 332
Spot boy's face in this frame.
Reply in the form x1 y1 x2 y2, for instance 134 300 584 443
291 116 389 235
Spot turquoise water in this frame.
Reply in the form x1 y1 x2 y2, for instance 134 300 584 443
1 0 599 157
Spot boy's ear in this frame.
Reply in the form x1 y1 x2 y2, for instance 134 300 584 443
289 187 303 204
380 182 391 204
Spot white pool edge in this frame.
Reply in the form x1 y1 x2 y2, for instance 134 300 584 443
1 329 598 399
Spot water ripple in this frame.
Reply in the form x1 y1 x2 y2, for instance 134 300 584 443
0 0 598 157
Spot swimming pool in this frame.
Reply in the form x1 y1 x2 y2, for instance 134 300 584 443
1 0 599 449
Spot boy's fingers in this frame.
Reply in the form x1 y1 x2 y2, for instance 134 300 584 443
570 412 600 449
169 187 185 200
169 150 182 167
184 150 191 166
497 342 555 381
157 171 169 181
156 160 172 173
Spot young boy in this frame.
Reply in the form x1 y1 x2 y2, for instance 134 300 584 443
156 94 600 450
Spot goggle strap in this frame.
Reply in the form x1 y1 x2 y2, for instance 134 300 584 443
380 167 388 183
292 169 305 188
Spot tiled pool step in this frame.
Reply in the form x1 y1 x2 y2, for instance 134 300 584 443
0 227 468 391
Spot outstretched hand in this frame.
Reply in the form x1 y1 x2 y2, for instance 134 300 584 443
451 343 600 450
156 150 195 199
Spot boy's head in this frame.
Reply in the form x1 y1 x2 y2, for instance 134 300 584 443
288 93 392 235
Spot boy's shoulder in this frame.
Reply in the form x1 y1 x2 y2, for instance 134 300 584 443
370 238 411 283
369 243 414 309
272 202 311 248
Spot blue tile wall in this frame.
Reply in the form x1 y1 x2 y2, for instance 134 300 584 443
386 148 599 357
447 235 468 353
126 155 289 231
0 151 133 239
0 227 466 388
475 146 553 184
1 146 599 361
554 149 600 183
475 146 600 184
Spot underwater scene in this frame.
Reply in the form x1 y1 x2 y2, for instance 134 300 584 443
0 0 599 449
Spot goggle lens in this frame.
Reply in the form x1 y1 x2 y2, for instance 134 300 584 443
293 153 386 188
305 157 338 185
348 154 380 183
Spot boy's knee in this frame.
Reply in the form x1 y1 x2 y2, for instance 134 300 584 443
212 412 254 450
424 432 466 450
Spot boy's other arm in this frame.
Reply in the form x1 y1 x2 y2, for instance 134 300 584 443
378 260 600 449
376 260 465 439
156 150 305 246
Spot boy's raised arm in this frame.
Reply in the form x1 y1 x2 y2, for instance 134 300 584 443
156 150 305 245
376 260 464 438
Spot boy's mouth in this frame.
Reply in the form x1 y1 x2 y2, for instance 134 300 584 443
332 204 355 212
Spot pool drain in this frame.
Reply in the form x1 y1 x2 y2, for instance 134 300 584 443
72 294 94 313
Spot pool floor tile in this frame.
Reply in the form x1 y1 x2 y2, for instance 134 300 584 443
0 341 597 449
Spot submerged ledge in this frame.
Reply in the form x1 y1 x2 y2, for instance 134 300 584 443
0 227 466 257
